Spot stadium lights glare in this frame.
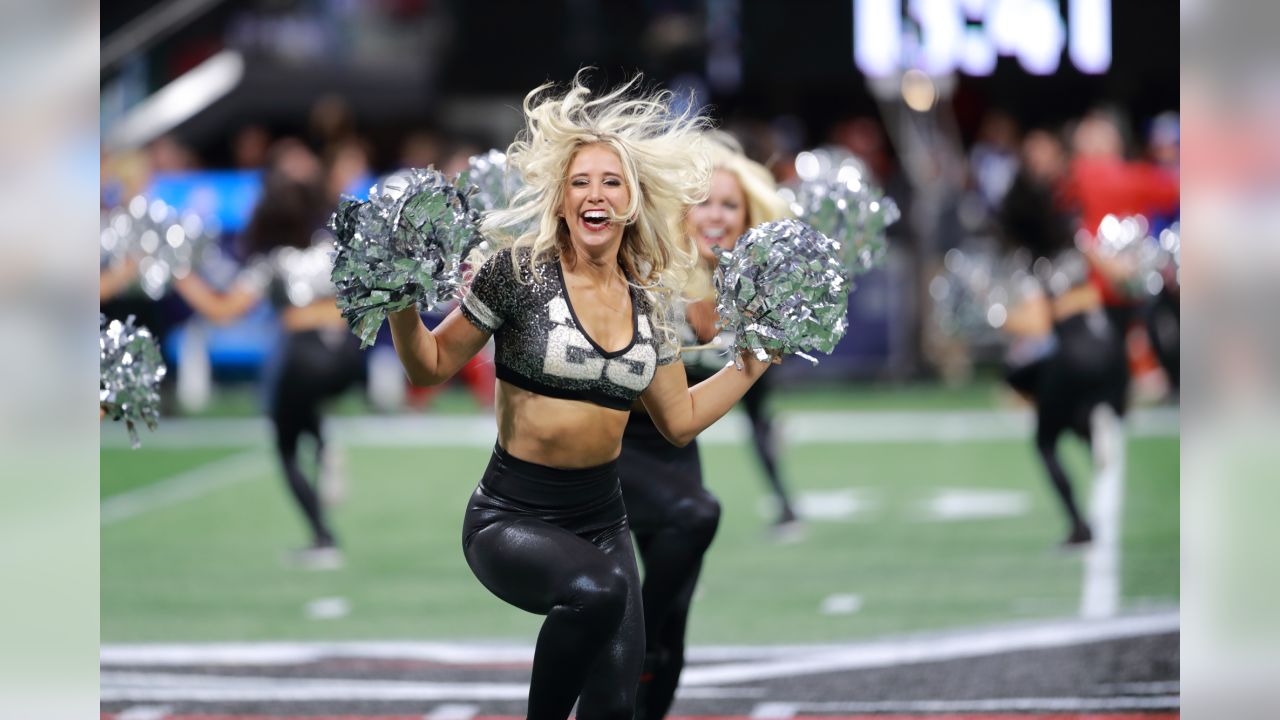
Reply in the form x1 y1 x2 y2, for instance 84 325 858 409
104 50 244 152
901 69 938 112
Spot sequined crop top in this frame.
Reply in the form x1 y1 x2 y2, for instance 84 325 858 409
1035 248 1091 298
235 239 337 309
460 248 678 410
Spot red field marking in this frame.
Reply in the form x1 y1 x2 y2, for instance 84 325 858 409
104 707 1182 712
102 714 1179 720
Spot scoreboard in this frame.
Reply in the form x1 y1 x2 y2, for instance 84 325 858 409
854 0 1112 77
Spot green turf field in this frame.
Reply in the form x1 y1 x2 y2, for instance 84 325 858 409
101 397 1178 645
181 376 1015 418
101 447 246 500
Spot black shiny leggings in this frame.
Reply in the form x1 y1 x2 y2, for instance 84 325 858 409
462 446 643 720
619 412 721 720
689 368 794 522
1008 310 1127 532
1146 288 1179 390
742 374 796 520
269 328 364 547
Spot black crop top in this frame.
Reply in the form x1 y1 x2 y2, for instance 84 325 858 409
460 248 678 410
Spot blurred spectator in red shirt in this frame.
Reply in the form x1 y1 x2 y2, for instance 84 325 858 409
1064 112 1180 306
1064 111 1180 235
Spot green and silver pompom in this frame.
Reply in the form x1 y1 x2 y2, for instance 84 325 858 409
715 219 849 365
100 314 167 449
329 168 485 347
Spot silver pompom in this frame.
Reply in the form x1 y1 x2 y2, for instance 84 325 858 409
329 168 484 347
1091 214 1175 297
101 195 221 299
1157 222 1181 290
715 219 849 365
100 314 167 449
781 147 900 278
931 247 1042 340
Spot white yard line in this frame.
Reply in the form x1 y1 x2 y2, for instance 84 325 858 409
750 702 799 719
98 671 762 703
100 614 1177 704
1081 406 1127 619
99 673 531 702
100 640 821 667
778 696 1179 712
99 672 1177 708
1080 462 1124 619
101 408 1179 449
114 707 173 720
101 451 270 527
101 640 536 666
678 612 1178 685
425 704 480 720
102 612 1177 673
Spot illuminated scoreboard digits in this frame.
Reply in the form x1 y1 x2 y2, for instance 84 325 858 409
854 0 1111 77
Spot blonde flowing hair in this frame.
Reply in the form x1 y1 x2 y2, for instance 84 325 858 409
703 132 791 229
684 131 792 301
482 70 712 351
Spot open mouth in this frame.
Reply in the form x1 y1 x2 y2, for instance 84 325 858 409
581 209 611 232
700 227 727 244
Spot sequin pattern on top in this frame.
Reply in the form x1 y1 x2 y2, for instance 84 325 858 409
235 238 338 309
1036 248 1092 297
460 248 677 410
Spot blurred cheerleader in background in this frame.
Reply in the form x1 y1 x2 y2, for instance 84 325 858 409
171 139 365 568
998 129 1130 546
619 131 800 717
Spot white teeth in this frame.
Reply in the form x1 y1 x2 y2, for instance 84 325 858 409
703 228 725 238
583 210 608 220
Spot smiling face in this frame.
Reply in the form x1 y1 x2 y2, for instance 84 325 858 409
560 143 631 258
685 168 747 259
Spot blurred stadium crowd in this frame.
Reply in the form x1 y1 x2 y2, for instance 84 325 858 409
100 0 1179 415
